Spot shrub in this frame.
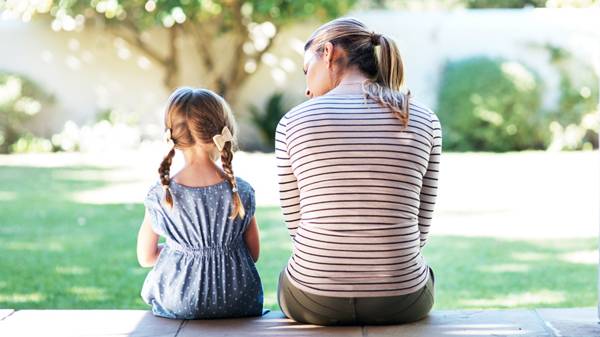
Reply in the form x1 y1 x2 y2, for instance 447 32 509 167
0 71 54 153
249 92 289 149
436 57 549 152
544 44 599 151
51 119 142 153
10 134 54 153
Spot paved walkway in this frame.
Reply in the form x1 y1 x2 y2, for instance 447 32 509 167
0 308 598 337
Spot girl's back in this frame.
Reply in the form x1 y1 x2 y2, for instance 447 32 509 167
141 177 262 319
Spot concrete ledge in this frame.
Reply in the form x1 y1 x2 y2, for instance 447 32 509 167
0 308 597 337
0 310 14 321
536 308 600 337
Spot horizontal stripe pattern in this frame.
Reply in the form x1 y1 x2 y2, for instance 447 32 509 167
275 94 442 297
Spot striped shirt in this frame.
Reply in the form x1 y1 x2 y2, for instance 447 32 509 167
275 93 442 298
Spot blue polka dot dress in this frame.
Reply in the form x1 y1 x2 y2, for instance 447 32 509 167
140 177 263 319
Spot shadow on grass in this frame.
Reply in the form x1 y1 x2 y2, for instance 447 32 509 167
0 166 146 309
424 235 597 309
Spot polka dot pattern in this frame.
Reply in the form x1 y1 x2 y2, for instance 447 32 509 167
140 177 263 319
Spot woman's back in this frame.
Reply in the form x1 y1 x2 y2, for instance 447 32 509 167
276 93 441 298
141 177 263 319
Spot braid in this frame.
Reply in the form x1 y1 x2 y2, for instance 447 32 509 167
220 142 245 219
363 81 410 128
158 147 176 208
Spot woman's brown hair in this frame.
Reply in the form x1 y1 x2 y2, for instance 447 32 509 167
159 87 245 219
304 17 410 126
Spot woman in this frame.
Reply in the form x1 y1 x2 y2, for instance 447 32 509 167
275 17 442 325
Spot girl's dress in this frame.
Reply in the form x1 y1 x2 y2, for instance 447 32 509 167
141 177 263 319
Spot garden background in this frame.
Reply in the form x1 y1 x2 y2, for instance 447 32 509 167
0 0 598 311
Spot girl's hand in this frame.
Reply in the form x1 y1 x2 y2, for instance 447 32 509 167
244 216 260 262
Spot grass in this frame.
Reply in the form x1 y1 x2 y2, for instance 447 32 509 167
0 165 597 311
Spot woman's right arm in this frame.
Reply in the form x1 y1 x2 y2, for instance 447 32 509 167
275 117 301 239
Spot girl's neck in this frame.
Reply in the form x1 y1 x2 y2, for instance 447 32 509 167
173 147 226 187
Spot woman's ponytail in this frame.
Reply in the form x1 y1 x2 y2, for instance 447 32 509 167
374 34 403 91
364 33 410 127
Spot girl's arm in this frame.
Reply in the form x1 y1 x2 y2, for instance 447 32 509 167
244 216 260 262
136 209 163 268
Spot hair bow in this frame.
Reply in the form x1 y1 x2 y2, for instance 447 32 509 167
213 126 233 152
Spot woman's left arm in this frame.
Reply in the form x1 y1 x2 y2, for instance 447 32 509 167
418 114 442 248
136 209 163 268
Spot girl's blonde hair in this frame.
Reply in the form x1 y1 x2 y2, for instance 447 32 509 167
305 17 410 126
159 87 245 219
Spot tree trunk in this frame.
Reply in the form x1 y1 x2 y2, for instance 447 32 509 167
163 27 179 90
115 14 277 111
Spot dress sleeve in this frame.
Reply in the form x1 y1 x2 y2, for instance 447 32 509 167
144 184 167 237
243 184 256 227
236 180 257 233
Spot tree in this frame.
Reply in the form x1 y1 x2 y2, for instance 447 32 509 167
2 0 355 104
363 0 598 9
463 0 547 7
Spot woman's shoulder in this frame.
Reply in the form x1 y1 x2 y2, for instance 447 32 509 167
282 95 350 121
282 98 317 121
408 99 441 141
409 99 438 122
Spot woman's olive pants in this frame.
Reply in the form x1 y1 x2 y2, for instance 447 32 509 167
277 267 435 326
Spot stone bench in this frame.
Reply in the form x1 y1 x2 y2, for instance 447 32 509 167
0 308 598 336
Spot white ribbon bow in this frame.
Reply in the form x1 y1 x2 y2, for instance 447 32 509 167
213 126 233 152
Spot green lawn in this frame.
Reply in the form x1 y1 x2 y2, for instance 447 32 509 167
0 165 596 310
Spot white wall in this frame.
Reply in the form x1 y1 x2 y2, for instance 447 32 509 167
0 9 598 149
353 9 600 109
0 17 168 136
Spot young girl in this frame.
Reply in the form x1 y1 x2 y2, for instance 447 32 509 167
136 87 263 319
